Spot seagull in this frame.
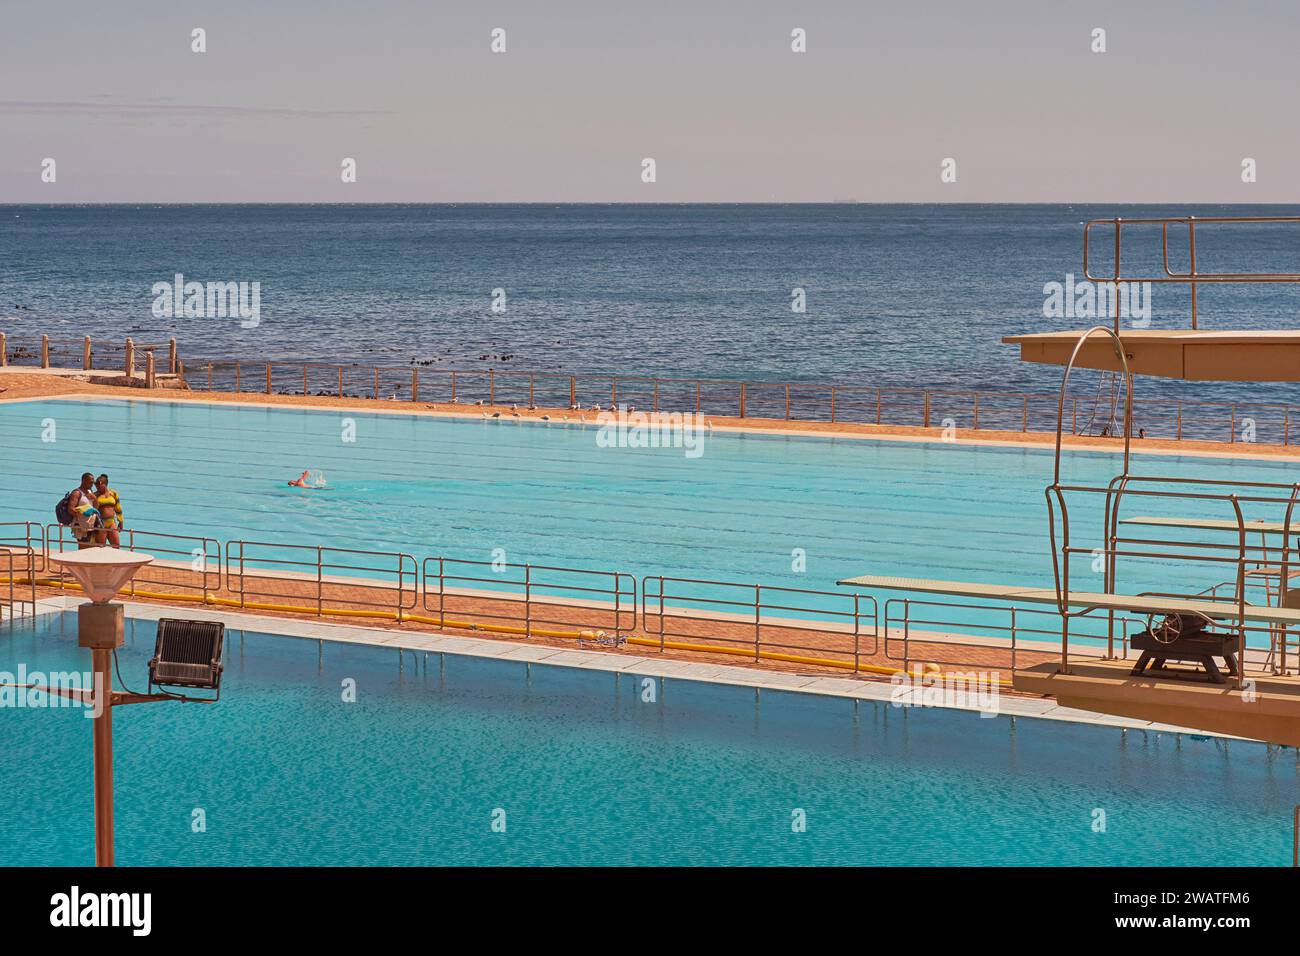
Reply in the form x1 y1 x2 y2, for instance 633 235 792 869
540 414 550 421
490 412 501 419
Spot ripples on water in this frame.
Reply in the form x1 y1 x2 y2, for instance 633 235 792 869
3 203 1299 404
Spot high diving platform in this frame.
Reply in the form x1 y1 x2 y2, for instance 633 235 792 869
837 214 1300 747
1004 216 1300 382
1003 329 1300 381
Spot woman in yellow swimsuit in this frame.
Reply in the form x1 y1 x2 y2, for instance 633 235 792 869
93 473 123 548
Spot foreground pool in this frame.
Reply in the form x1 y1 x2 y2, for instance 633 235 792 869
1 612 1295 865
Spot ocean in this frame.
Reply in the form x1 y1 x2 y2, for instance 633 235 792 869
3 203 1299 404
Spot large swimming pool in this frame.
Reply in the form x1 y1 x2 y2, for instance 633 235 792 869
1 612 1295 866
0 398 1294 602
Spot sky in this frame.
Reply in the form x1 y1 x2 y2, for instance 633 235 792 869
1 0 1298 202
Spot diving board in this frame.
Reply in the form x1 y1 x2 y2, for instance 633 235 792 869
835 574 1300 626
1002 329 1300 382
1120 515 1300 535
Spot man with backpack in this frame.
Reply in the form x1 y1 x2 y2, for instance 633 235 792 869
55 473 101 548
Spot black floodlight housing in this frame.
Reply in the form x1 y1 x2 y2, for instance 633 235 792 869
148 618 225 699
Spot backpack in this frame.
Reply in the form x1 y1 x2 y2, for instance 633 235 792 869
55 490 76 526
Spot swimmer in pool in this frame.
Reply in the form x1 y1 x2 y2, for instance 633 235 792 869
287 470 328 489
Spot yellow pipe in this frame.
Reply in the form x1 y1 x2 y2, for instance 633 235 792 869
21 577 1010 685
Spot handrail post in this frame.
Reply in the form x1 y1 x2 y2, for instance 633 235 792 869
303 365 309 396
830 386 836 423
489 368 495 405
168 338 177 374
207 363 213 390
337 366 343 398
695 382 701 415
739 383 747 419
412 369 419 402
0 332 6 367
853 593 860 673
124 337 134 377
785 384 791 420
923 391 931 429
973 393 980 430
235 361 241 392
451 371 458 404
373 367 379 400
144 351 155 389
876 389 882 425
1022 395 1028 432
653 380 660 413
611 377 618 409
40 333 49 368
569 375 575 409
266 362 272 395
83 335 92 370
528 373 535 409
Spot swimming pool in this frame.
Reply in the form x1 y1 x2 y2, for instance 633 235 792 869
1 612 1294 866
1 398 1294 603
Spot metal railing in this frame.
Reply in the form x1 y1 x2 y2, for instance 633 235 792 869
178 359 1300 445
45 525 220 602
0 522 46 576
882 597 1142 675
642 575 878 671
1047 474 1300 683
1083 215 1300 331
0 547 38 619
9 514 1202 679
422 557 636 641
224 540 418 617
4 329 1296 443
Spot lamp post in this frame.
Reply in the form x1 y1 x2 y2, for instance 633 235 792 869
49 547 155 868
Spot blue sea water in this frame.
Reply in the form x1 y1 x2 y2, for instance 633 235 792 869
3 203 1299 404
1 612 1294 866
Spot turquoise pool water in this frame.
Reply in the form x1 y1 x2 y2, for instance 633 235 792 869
1 398 1294 603
1 612 1294 866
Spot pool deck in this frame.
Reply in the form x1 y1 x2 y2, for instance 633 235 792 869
26 595 1244 742
1 366 1297 461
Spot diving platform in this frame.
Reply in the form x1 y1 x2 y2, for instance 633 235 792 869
1120 515 1300 535
835 574 1300 626
838 573 1300 745
1013 659 1300 747
1002 329 1300 382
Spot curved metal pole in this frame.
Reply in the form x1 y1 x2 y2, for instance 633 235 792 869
1048 326 1135 674
1052 325 1135 485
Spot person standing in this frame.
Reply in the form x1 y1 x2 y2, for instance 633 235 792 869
93 474 124 548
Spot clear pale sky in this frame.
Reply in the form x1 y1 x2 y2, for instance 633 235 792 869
2 0 1297 202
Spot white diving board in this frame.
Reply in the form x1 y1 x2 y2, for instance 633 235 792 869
835 574 1300 626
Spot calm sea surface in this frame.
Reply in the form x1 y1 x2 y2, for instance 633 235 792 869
3 203 1299 403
